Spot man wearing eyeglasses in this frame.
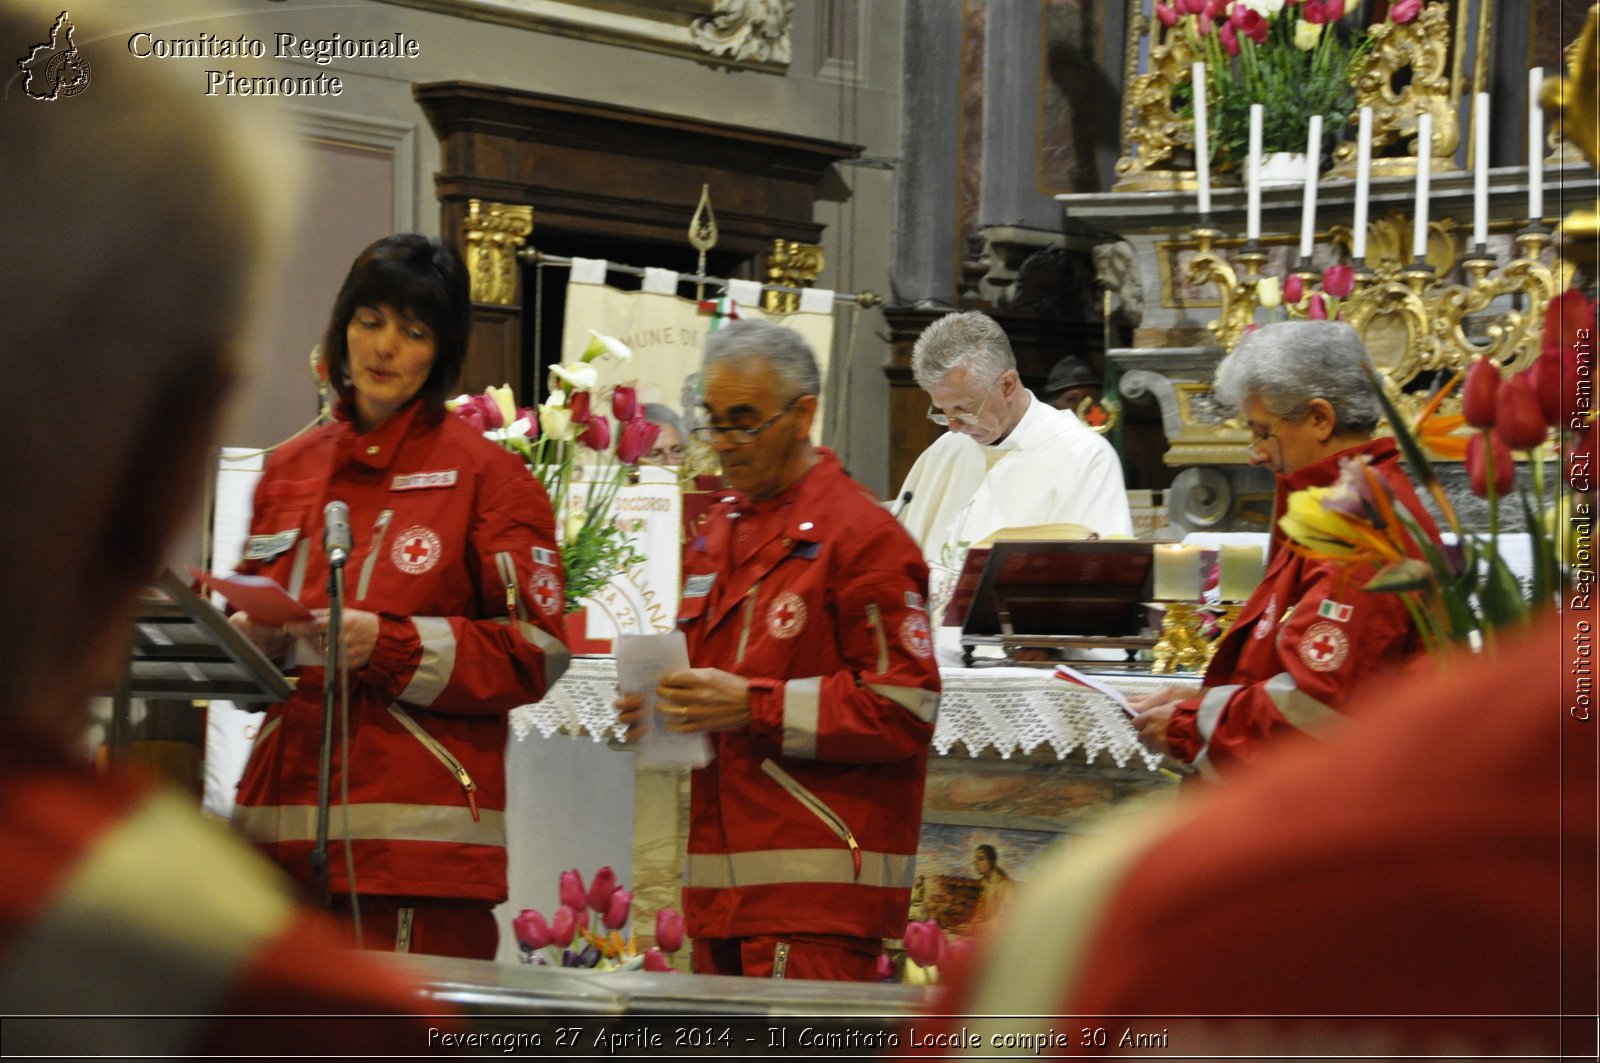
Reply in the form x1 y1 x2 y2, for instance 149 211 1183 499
614 320 939 981
895 311 1132 618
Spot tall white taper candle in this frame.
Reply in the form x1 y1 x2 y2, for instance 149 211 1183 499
1528 67 1544 223
1246 103 1263 241
1413 112 1432 259
1299 114 1323 261
1193 62 1211 215
1473 92 1490 247
1352 107 1373 260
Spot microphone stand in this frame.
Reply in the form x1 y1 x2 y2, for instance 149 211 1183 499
309 555 346 909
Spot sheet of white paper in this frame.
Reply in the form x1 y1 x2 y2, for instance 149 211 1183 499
1055 663 1139 717
615 631 712 768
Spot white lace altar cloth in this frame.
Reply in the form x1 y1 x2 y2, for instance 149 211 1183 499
509 659 1173 773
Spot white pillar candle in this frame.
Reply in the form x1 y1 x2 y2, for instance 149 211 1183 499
1153 544 1203 601
1473 92 1490 247
1217 544 1266 602
1352 107 1373 260
1528 67 1544 222
1246 103 1264 242
1299 114 1323 261
1412 112 1432 260
1193 61 1212 216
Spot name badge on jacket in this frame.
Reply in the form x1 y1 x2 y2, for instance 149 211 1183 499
243 529 300 561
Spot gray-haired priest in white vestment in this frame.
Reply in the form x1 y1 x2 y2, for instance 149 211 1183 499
895 311 1132 619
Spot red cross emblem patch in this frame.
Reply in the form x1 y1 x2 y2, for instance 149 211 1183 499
1299 621 1350 672
391 525 442 575
767 591 806 640
900 611 933 660
1253 593 1278 640
528 568 561 618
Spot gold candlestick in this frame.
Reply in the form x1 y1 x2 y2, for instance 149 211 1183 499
1152 601 1208 675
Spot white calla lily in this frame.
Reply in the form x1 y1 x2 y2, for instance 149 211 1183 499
581 329 633 364
549 363 599 391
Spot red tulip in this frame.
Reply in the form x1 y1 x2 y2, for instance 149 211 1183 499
587 866 618 912
642 947 673 973
1532 354 1566 427
656 909 685 953
569 390 593 424
616 414 661 465
559 869 586 910
945 937 975 974
1284 273 1305 303
875 953 894 981
578 415 612 452
603 888 633 930
1322 263 1355 298
570 905 590 933
512 909 551 950
611 385 638 422
1493 373 1549 450
1323 0 1346 19
1466 431 1515 498
1218 21 1240 55
1390 0 1422 23
1540 289 1597 428
456 404 486 433
1306 293 1328 319
1461 357 1501 429
1179 0 1207 14
1156 2 1178 27
475 393 505 430
549 905 577 948
1233 8 1268 43
903 919 944 969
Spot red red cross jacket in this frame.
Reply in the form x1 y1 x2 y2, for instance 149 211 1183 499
230 401 569 903
1167 439 1439 778
677 450 940 942
0 726 446 1056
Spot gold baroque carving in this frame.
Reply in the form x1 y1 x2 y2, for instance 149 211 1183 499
1112 25 1200 191
763 239 823 313
1331 0 1458 178
463 199 533 307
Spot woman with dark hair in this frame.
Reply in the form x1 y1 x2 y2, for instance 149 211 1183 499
228 234 570 960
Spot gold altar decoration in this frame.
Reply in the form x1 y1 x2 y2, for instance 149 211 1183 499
1151 602 1207 675
763 239 824 313
1325 214 1458 277
464 200 534 306
1184 227 1268 352
1330 1 1458 178
1546 4 1600 271
687 184 718 302
1112 23 1201 193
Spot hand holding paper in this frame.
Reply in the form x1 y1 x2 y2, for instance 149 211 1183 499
615 631 712 768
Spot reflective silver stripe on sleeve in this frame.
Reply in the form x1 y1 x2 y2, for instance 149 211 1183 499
683 848 915 890
232 802 506 847
286 538 311 600
0 790 297 1040
490 618 571 687
1264 672 1345 734
864 603 890 674
1190 683 1242 766
781 677 821 758
397 616 456 707
866 683 939 723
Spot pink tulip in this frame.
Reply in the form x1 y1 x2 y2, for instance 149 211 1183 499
587 866 618 912
578 415 612 452
1218 21 1240 56
1284 273 1304 303
1461 358 1501 429
875 953 894 981
1493 374 1549 451
642 947 673 973
474 393 505 430
603 888 633 930
656 909 686 953
1306 293 1328 319
559 869 586 911
568 390 592 425
512 909 551 950
549 905 576 948
1155 2 1178 27
1179 0 1207 13
903 919 944 969
1231 7 1268 43
570 905 590 934
611 385 639 422
1321 263 1355 298
1323 0 1346 19
1466 431 1515 498
456 404 486 432
616 415 662 465
1390 0 1421 24
516 406 540 440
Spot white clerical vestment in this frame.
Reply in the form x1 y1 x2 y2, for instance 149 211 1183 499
896 394 1132 614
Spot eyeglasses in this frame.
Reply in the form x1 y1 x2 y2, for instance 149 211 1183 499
927 374 1006 428
1244 415 1287 452
690 399 799 446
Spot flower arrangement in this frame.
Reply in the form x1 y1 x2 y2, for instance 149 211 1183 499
899 919 974 986
448 331 659 613
1278 288 1596 652
512 865 685 972
1160 0 1401 173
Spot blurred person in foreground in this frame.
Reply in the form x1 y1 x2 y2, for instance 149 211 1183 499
228 234 570 960
615 321 939 980
908 616 1579 1057
1129 321 1439 780
0 2 442 1051
894 311 1131 615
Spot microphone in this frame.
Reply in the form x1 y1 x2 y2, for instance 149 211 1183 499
892 490 914 519
323 500 352 568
